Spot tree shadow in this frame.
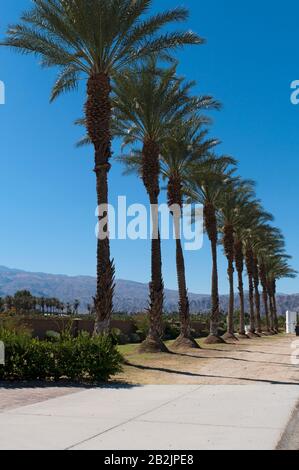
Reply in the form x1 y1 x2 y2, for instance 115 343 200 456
202 347 292 357
124 362 299 386
170 351 294 368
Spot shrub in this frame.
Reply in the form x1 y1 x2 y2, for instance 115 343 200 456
163 321 180 340
198 328 210 338
0 329 123 382
190 328 197 339
45 330 61 342
129 333 141 344
133 313 150 340
111 328 130 345
0 316 32 336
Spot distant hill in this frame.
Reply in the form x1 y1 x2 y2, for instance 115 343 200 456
0 265 298 314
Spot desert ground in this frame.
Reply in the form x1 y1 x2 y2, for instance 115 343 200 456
116 334 299 385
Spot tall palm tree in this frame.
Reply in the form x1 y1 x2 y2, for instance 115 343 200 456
114 60 211 351
242 211 274 335
264 254 297 332
255 225 285 333
271 263 297 330
160 116 220 349
233 201 263 337
2 0 202 334
189 157 236 344
218 179 255 340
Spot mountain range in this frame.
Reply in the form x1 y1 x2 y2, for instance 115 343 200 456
0 265 298 315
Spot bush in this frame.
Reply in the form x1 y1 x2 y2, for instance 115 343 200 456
129 333 141 344
111 328 130 345
163 321 180 340
133 313 150 340
45 330 61 342
0 316 32 336
198 329 210 338
0 329 123 382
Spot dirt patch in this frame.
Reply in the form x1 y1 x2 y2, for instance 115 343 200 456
114 335 299 385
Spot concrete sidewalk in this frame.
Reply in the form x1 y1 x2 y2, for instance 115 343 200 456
0 385 298 450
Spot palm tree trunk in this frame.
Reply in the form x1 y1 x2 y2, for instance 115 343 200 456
176 236 190 337
234 240 246 336
272 294 279 331
246 248 256 334
223 224 236 340
168 177 198 350
272 280 279 331
85 73 115 335
210 238 220 336
253 257 262 334
204 203 223 344
262 287 271 332
248 274 255 333
259 263 271 333
173 237 199 349
268 291 275 332
139 138 167 353
149 192 165 338
226 257 235 336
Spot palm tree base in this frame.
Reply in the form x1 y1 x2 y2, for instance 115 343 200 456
237 333 250 339
171 334 200 350
222 332 239 341
247 331 260 338
138 336 169 354
204 334 226 345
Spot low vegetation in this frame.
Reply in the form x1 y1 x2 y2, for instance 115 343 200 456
0 327 123 382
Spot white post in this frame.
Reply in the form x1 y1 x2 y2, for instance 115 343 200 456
286 311 297 334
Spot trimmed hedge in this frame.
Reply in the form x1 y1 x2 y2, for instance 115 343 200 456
0 329 123 382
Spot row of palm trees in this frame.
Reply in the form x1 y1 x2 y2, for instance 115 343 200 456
0 291 81 316
2 1 296 352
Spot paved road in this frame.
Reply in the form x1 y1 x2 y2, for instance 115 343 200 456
277 400 299 450
0 384 298 450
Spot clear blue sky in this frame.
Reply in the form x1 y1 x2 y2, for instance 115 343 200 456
0 0 298 294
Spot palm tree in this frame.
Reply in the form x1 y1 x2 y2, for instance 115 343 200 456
2 0 203 334
160 116 220 349
218 179 255 340
255 225 285 333
114 60 208 351
189 157 236 344
233 201 262 337
264 254 297 332
242 211 274 335
260 246 297 333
